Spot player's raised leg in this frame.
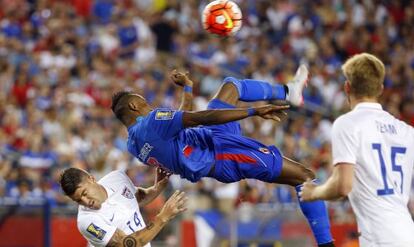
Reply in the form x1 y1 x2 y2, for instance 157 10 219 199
212 64 309 107
210 82 240 106
273 156 315 185
275 157 334 247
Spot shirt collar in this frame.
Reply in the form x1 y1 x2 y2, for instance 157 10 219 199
100 183 117 206
353 102 382 111
127 116 144 131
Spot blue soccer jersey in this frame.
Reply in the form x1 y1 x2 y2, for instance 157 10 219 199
127 102 284 184
127 108 215 182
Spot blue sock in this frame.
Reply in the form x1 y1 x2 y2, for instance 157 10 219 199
223 77 287 102
295 183 333 245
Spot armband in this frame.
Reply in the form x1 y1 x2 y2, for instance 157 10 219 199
184 86 192 93
247 108 256 117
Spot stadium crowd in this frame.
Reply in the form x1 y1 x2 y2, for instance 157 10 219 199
0 0 413 244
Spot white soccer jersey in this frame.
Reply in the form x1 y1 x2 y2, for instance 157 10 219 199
332 102 414 247
77 170 150 247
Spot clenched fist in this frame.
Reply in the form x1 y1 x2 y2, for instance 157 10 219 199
170 70 193 87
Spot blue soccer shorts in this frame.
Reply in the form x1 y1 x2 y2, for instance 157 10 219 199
205 99 283 183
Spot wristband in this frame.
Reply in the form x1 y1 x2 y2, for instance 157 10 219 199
247 108 256 116
184 86 192 93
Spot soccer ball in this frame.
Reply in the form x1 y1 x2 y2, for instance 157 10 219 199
202 0 242 36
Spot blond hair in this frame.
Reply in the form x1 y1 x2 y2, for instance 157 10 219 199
341 53 385 98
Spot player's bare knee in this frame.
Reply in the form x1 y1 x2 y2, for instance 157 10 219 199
212 80 239 105
221 79 239 96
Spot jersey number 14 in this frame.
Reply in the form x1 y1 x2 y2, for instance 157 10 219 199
126 212 142 233
372 143 406 196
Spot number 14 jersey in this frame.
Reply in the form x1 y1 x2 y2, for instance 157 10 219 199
77 170 149 247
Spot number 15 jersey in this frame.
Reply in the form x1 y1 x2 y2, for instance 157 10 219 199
332 102 414 247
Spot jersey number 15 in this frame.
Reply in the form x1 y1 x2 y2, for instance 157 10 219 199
372 143 406 196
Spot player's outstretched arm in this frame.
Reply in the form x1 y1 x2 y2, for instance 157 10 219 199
182 104 289 128
107 191 187 247
136 168 171 206
170 70 194 111
299 163 354 201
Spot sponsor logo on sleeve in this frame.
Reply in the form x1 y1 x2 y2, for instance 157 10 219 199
155 110 175 120
86 223 107 240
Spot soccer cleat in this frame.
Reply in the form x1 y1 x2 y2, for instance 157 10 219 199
287 64 310 106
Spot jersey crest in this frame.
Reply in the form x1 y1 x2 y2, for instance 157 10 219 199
122 186 134 199
86 223 106 240
155 110 175 120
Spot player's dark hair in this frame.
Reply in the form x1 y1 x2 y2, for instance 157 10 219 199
60 168 89 196
111 91 131 125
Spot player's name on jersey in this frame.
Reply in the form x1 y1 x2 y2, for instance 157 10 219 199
375 121 397 135
139 143 153 161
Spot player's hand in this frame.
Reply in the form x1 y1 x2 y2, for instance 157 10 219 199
170 69 193 87
157 190 188 223
298 179 317 202
254 104 290 122
154 167 172 189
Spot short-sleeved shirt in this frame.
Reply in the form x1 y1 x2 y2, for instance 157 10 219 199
77 170 149 247
127 109 215 182
332 102 414 246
